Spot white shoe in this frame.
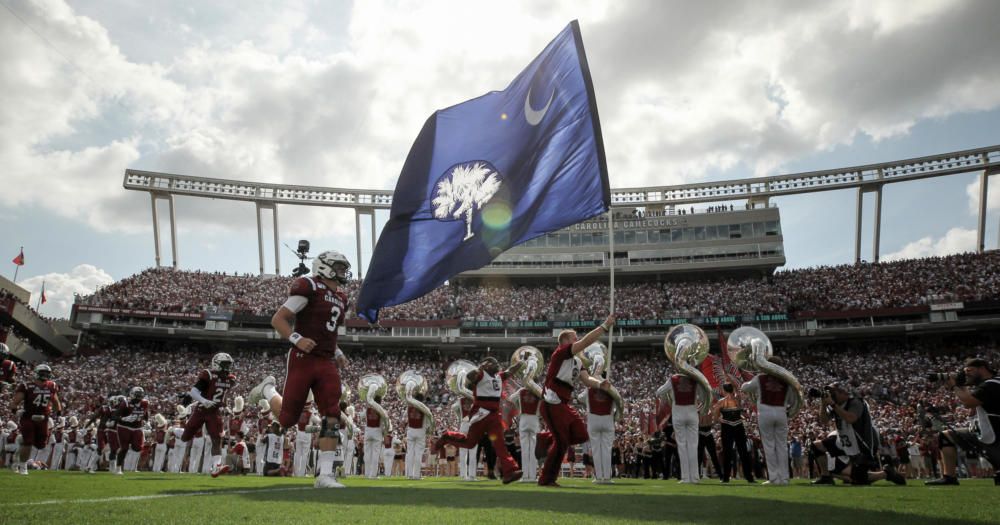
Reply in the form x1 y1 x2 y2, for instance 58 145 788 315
314 475 345 488
519 478 535 483
248 376 276 408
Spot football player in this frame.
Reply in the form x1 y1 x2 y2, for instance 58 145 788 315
249 250 351 489
178 352 236 477
115 387 149 474
10 364 61 475
0 342 16 393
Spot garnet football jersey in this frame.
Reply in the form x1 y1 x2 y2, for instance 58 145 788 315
118 398 149 427
17 380 58 417
193 369 237 411
287 276 348 358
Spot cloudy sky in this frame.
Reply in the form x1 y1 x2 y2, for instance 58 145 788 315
1 0 999 318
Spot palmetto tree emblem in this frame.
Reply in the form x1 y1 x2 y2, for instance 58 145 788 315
432 161 502 241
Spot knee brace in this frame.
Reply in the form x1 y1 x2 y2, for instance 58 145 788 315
320 416 341 439
938 431 955 448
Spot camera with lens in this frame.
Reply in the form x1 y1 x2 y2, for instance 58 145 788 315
926 370 967 387
807 386 832 399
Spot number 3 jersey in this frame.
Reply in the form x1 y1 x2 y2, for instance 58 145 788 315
286 276 348 358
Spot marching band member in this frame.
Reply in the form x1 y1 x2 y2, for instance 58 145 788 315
340 402 358 477
538 316 616 487
293 401 320 477
50 417 66 470
435 357 524 484
512 386 541 482
452 396 478 480
152 414 169 473
363 389 390 479
657 373 702 483
741 356 798 485
382 432 399 477
404 391 433 480
713 385 755 483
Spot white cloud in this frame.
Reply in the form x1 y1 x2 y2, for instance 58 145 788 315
965 177 1000 215
17 264 115 319
882 227 977 261
1 0 999 245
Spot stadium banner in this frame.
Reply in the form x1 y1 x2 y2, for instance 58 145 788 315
345 319 460 328
74 305 203 320
357 20 610 323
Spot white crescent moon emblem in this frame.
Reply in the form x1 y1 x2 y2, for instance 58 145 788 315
524 86 555 126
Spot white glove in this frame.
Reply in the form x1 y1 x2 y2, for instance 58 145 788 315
200 400 217 409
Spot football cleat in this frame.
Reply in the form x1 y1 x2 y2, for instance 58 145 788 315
811 476 835 485
925 476 959 486
247 376 276 408
502 470 523 484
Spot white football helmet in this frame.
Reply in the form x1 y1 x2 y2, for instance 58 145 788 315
0 342 9 358
312 250 351 284
210 352 233 372
130 386 144 400
34 364 52 381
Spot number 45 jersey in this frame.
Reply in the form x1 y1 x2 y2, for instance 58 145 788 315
288 276 348 358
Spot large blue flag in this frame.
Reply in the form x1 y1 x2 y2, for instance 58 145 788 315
357 20 609 323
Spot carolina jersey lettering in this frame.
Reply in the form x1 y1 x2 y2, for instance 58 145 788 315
16 381 58 417
193 369 237 411
288 276 348 358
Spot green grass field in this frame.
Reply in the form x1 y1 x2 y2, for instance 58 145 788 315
0 472 997 525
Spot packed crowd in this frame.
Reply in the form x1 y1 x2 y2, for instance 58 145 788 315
76 251 1000 321
2 333 995 479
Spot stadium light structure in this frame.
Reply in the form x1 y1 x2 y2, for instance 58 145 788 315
124 144 1000 274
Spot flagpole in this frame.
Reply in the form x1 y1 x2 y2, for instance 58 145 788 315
13 246 21 282
36 280 44 310
607 209 615 379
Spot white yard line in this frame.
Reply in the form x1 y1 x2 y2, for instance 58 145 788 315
4 486 316 506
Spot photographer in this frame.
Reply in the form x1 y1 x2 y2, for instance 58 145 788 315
926 358 1000 486
809 382 905 485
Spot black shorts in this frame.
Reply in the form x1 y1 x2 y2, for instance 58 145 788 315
830 455 874 485
582 454 594 467
265 461 281 471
